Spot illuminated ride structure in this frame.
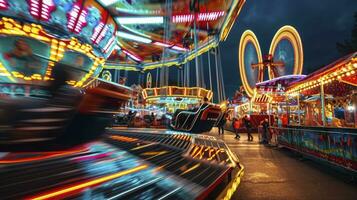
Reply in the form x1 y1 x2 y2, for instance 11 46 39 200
236 24 357 172
0 0 246 199
238 26 303 97
142 86 213 113
228 26 304 132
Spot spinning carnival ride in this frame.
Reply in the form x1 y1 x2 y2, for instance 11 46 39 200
239 26 303 97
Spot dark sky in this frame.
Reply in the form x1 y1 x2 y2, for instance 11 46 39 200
221 0 357 98
127 0 357 101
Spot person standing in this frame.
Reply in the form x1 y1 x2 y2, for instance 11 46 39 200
261 118 269 144
233 118 240 139
218 112 227 135
243 115 253 141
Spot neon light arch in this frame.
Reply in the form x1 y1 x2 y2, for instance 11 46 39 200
269 25 303 79
238 30 263 97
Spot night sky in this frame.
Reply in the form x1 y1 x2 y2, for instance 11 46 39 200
126 0 357 101
221 0 357 98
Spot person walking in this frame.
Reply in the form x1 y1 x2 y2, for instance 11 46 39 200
233 118 240 139
217 112 227 135
260 118 269 144
243 115 253 141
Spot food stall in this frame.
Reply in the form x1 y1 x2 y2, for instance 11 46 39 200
275 53 357 172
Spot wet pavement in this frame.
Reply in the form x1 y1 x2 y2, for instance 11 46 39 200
206 128 357 200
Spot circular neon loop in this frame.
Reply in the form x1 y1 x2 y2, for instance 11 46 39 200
269 25 303 80
238 30 262 97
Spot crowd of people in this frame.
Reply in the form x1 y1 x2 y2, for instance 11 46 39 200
218 114 273 144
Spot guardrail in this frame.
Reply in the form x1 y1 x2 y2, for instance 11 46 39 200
271 126 357 172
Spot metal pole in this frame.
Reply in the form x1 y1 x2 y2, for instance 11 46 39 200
177 67 180 86
207 50 212 90
218 46 226 100
214 48 221 102
297 94 301 125
320 83 326 126
186 61 191 87
156 68 159 87
193 15 200 87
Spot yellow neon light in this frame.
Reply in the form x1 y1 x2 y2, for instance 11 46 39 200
220 0 246 41
109 135 138 142
0 17 104 85
28 165 148 200
269 25 303 80
180 163 200 175
238 30 263 97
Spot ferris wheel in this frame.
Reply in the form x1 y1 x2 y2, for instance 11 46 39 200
238 25 304 97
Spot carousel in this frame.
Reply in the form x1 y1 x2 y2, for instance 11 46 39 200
0 1 246 199
142 86 213 113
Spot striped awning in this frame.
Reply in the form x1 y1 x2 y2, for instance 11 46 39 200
253 94 271 103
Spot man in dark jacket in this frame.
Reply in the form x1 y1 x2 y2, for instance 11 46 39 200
243 115 253 141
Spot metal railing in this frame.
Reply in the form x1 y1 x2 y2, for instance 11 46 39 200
271 126 357 172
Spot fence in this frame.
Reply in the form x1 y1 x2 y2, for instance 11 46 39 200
272 126 357 172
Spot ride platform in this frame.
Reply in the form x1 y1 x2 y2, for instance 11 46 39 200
0 127 243 200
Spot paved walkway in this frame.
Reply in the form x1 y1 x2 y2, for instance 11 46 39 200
206 128 357 200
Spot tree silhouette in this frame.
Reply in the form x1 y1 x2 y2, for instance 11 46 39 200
336 12 357 55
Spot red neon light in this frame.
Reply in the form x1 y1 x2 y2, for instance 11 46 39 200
67 4 88 34
94 24 108 44
29 0 56 21
91 22 105 44
0 0 8 10
172 11 225 23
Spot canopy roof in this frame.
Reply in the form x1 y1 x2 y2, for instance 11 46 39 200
0 0 244 71
287 52 357 96
103 0 245 70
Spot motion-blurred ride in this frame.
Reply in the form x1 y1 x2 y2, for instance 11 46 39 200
0 64 132 151
171 103 223 133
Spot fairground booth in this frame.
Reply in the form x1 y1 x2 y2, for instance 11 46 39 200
275 52 357 172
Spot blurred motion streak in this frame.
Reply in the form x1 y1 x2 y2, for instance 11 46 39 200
109 135 138 142
27 164 148 200
180 163 200 175
0 146 88 164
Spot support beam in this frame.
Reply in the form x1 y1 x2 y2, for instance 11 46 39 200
320 83 326 126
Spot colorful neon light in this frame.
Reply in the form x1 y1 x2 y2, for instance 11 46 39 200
269 25 304 79
28 165 148 200
172 11 225 23
29 0 55 21
171 45 188 52
0 147 87 164
91 22 105 44
98 0 118 7
154 41 172 48
238 30 263 97
123 49 143 62
67 4 87 34
0 0 8 10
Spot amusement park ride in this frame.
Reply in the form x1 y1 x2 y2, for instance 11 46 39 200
238 26 303 97
0 1 356 199
0 1 246 199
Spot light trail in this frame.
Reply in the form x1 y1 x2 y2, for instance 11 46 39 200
0 147 88 164
27 165 148 200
